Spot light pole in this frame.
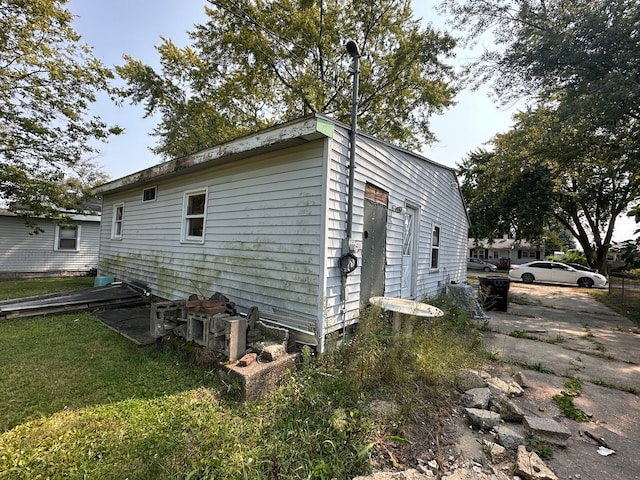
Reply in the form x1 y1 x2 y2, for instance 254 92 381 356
343 39 360 259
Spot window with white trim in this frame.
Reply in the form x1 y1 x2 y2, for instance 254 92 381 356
142 186 157 202
111 203 124 240
430 225 440 269
55 225 79 251
181 189 207 242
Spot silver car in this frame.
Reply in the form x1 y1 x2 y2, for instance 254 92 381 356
509 261 607 288
467 258 498 272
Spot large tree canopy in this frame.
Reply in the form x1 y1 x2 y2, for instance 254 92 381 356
460 105 640 271
443 0 640 270
116 0 458 160
0 0 120 222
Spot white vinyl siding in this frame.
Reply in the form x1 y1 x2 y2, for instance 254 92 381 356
98 143 325 329
96 116 469 348
322 126 469 335
0 214 100 277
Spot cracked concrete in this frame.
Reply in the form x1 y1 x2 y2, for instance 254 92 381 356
482 283 640 480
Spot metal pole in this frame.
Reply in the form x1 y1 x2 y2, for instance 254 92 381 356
344 40 360 254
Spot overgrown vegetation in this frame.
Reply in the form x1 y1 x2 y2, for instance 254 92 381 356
0 280 485 479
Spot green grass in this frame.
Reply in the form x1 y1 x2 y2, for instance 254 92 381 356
0 279 486 479
590 290 640 327
0 276 95 301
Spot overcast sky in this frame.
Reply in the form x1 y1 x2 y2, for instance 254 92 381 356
68 0 637 241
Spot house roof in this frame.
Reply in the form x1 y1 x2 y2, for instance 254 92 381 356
0 208 100 223
93 113 458 195
468 238 538 250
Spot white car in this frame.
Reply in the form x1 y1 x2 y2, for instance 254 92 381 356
509 261 607 288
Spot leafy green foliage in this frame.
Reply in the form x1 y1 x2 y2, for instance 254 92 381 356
0 0 119 223
116 0 457 159
445 0 640 272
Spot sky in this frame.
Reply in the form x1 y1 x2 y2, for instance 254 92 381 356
68 0 637 242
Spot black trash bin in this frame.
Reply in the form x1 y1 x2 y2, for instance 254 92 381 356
479 275 510 312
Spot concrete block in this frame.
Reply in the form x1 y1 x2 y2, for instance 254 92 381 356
208 315 247 361
225 353 299 401
187 312 210 346
523 416 571 447
150 301 186 338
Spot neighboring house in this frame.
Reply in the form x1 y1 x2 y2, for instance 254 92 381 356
0 209 100 278
93 114 469 352
468 236 542 265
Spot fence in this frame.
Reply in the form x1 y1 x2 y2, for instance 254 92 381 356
608 273 640 314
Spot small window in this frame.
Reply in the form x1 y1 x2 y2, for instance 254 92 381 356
431 225 440 269
142 186 157 202
112 203 124 240
181 189 207 243
55 225 79 251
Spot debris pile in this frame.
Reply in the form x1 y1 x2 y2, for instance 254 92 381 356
150 293 289 363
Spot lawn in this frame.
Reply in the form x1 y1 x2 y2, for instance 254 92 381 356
0 277 486 479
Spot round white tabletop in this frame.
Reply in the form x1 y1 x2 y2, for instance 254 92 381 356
369 296 444 317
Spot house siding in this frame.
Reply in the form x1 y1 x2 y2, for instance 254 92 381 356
0 214 100 277
98 142 325 332
320 126 469 336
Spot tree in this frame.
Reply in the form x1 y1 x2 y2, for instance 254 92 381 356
459 105 640 272
116 0 458 160
443 0 640 271
0 0 121 224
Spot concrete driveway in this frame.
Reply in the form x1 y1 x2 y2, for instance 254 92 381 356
483 282 640 480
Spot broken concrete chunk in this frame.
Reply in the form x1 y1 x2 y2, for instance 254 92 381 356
512 371 529 388
352 468 430 479
464 408 501 429
456 369 488 391
495 424 525 450
490 394 525 422
483 440 507 459
260 343 287 362
523 416 571 447
462 387 492 409
237 353 257 367
486 377 524 397
516 445 558 480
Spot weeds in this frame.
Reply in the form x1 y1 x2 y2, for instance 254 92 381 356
552 378 589 422
592 379 639 394
512 361 554 375
525 437 554 460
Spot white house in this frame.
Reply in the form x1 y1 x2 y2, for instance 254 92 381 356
468 236 543 266
0 209 100 278
93 114 469 351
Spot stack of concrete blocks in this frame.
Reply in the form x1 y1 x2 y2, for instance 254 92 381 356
185 312 248 362
150 300 187 338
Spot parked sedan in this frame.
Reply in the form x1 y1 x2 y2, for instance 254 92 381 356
467 258 498 272
509 261 607 288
